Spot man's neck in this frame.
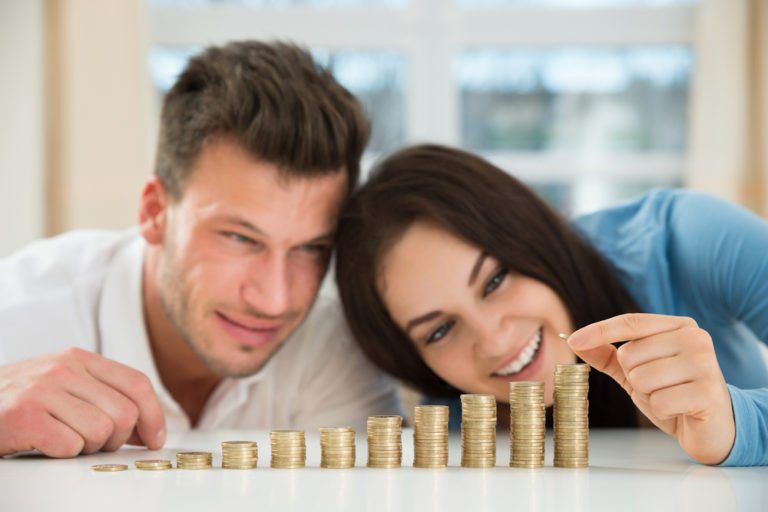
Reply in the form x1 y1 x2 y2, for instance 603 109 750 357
142 251 222 427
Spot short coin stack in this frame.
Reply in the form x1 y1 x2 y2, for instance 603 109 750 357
509 381 546 468
460 394 497 468
176 452 213 470
134 459 172 471
91 464 128 472
366 415 403 468
319 427 356 469
270 430 306 469
221 440 258 469
413 405 449 468
553 363 591 468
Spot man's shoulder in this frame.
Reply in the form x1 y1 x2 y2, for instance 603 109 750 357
0 229 140 363
0 229 138 301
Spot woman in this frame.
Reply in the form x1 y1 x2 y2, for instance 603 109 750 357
335 144 768 467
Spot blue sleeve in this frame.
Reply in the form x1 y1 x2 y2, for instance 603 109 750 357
667 191 768 466
668 191 768 340
721 386 768 466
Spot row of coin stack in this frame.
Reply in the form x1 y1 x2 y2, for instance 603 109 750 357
92 364 590 472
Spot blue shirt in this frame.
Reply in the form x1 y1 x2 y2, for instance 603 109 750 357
574 188 768 466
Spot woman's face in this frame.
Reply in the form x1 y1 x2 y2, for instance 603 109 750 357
378 221 576 405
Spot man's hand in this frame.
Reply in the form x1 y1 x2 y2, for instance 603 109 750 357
0 347 166 458
567 313 735 465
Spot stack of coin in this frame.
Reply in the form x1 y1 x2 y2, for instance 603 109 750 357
176 452 213 470
270 430 306 469
319 427 356 469
134 459 172 471
553 363 591 468
509 381 546 468
221 440 258 469
460 394 497 468
413 405 449 468
366 415 403 468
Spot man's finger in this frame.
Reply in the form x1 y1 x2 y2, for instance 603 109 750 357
31 413 85 458
64 374 140 452
79 353 166 450
566 313 696 351
46 392 114 454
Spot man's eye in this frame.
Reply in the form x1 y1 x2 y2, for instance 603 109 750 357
483 267 508 297
224 232 255 245
426 320 455 345
300 244 330 256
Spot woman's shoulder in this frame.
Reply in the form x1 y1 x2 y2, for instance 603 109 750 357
572 187 734 246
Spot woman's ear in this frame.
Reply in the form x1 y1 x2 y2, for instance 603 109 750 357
138 177 169 246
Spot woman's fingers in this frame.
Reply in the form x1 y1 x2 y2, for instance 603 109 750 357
573 344 632 395
567 313 697 351
615 331 682 374
625 355 697 395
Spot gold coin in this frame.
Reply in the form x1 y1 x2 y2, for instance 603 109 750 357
91 464 128 472
135 459 172 470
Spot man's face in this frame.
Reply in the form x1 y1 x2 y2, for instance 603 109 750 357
155 138 347 377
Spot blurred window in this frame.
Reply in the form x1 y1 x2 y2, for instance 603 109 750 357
146 0 697 213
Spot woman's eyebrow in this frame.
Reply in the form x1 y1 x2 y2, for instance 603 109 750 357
405 310 443 335
468 251 488 286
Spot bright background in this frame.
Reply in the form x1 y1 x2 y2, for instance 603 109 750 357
0 0 766 256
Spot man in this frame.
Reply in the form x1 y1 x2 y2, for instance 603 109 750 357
0 41 399 458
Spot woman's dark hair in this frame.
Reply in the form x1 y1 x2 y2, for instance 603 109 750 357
335 144 639 427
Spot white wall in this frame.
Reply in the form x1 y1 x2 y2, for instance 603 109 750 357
0 1 45 257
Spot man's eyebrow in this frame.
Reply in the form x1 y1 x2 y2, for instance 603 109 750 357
220 216 265 235
468 251 488 286
405 311 443 335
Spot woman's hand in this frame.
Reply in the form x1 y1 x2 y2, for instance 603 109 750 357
566 313 735 465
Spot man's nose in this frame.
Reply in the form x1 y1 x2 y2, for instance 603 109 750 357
240 254 290 317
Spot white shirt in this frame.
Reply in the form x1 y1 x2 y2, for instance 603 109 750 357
0 230 400 432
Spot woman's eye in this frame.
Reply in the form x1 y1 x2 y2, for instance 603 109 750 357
483 267 508 297
426 320 455 345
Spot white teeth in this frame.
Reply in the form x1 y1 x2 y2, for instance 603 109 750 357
493 328 542 377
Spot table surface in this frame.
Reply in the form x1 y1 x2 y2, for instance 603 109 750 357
1 428 765 512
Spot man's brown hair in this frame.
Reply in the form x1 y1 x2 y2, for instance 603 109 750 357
155 40 370 198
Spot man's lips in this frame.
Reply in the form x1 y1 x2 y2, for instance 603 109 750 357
216 311 282 331
215 311 282 348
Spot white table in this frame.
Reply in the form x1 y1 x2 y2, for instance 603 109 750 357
1 429 765 512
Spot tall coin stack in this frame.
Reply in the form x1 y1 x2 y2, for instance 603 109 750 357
221 440 258 469
319 427 356 469
176 452 213 470
460 394 497 468
366 415 403 468
413 405 449 468
509 381 546 468
270 430 306 469
553 363 591 468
